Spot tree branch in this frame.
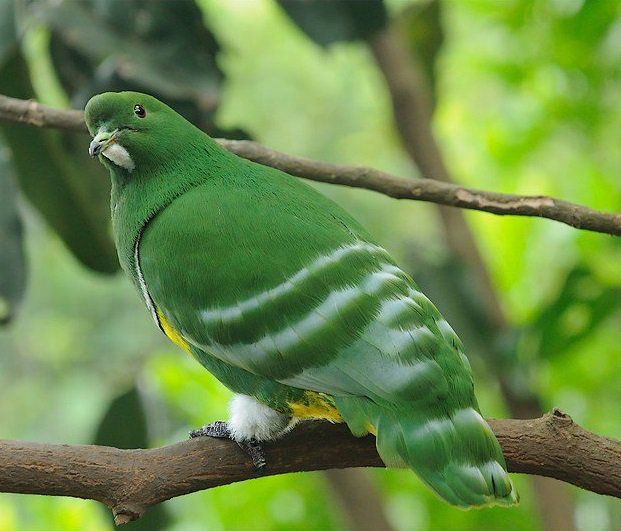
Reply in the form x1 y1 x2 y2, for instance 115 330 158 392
0 410 619 525
1 94 619 236
0 94 86 133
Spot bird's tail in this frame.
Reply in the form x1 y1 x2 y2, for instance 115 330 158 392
335 396 518 508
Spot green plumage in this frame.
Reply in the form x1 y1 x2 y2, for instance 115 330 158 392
85 91 518 508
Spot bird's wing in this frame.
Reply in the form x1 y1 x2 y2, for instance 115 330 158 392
138 160 472 403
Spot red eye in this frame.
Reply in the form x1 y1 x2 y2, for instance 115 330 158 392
134 104 146 118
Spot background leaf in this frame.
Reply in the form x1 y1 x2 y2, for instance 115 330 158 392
0 51 118 274
41 0 246 138
93 385 171 530
278 0 387 46
528 265 621 360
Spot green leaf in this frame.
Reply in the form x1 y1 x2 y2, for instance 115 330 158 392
529 265 621 360
93 386 148 450
278 0 388 46
0 51 118 274
0 140 26 325
94 385 171 530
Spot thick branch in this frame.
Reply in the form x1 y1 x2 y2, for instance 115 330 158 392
0 410 619 525
1 94 619 236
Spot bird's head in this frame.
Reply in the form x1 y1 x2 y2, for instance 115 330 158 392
85 91 198 174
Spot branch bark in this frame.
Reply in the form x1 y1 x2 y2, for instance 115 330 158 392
1 94 620 237
0 410 619 525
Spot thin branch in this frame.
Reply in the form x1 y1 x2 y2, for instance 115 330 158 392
0 410 619 525
0 94 86 133
1 94 620 236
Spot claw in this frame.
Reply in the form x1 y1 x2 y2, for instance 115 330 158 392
190 421 267 470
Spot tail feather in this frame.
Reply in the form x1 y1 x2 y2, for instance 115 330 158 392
335 396 518 508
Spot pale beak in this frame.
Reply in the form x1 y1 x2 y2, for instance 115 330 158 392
89 130 117 157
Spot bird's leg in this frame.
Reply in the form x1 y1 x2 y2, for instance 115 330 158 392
190 421 267 469
189 394 292 470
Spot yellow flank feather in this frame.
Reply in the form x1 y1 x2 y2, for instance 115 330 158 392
156 308 192 354
288 392 342 422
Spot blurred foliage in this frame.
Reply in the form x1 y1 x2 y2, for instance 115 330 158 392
39 0 244 137
527 263 621 361
0 51 118 275
0 0 16 66
1 0 621 530
278 0 387 45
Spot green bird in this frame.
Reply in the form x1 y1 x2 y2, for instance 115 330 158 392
85 91 517 508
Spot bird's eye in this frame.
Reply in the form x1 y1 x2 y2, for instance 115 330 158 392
134 104 146 118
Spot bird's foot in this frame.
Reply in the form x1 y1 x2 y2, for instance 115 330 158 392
190 420 231 439
190 421 267 470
